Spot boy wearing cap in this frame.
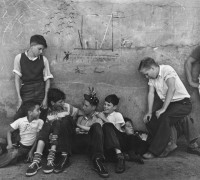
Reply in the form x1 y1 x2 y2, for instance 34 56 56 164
73 88 109 178
13 34 53 121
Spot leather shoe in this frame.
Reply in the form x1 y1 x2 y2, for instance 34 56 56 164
143 152 155 159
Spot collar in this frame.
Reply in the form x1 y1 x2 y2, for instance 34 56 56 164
25 51 39 61
84 111 98 120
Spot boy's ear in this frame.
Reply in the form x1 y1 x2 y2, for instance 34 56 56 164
51 101 55 106
113 105 117 110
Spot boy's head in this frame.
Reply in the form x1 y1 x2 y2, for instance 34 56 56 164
29 35 47 57
26 101 41 120
123 117 134 135
48 88 66 109
138 57 159 79
104 94 119 114
83 93 99 115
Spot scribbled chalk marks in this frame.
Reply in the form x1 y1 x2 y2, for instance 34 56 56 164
1 0 49 45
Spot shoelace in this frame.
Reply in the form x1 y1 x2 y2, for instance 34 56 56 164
47 160 54 166
96 158 106 172
29 162 39 168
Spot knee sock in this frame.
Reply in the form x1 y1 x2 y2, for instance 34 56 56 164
33 152 42 164
47 149 56 162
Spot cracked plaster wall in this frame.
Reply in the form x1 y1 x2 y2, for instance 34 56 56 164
0 0 200 136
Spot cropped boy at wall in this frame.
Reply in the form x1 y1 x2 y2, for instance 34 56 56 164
138 57 200 159
26 88 80 176
0 102 43 168
13 34 53 121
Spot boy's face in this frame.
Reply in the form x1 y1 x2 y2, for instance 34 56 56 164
83 100 95 115
31 44 45 57
140 66 157 79
51 99 64 110
124 121 134 135
103 101 116 115
29 105 41 120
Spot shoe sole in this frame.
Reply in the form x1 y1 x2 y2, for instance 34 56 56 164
93 168 109 178
53 162 71 174
26 166 41 177
43 169 54 174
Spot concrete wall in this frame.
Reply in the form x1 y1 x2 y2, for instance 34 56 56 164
0 0 200 136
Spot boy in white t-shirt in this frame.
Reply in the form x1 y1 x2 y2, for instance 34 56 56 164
26 88 81 176
98 94 146 174
0 102 44 168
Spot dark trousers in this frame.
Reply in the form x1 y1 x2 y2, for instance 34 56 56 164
102 123 148 161
0 144 31 168
146 98 192 156
38 116 76 154
72 123 104 160
14 82 47 121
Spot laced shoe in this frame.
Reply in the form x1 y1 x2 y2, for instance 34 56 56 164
26 162 41 177
43 160 54 174
54 155 70 174
115 153 125 174
93 158 109 178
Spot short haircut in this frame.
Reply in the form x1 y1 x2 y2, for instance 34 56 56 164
123 117 133 127
138 57 158 71
105 94 119 106
47 88 66 107
30 34 47 48
25 101 40 114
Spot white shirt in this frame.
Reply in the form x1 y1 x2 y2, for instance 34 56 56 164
13 51 53 81
107 111 125 132
47 103 79 122
10 117 44 146
148 65 190 102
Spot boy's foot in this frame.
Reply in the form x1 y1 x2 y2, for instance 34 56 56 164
93 158 109 178
54 155 70 174
128 151 144 164
143 152 155 159
159 143 177 158
43 161 54 174
115 153 125 174
26 162 41 177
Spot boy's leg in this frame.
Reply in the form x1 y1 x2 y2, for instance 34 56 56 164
102 123 125 174
89 123 109 178
54 116 76 174
26 122 52 176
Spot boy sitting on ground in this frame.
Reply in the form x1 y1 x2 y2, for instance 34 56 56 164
98 94 145 173
26 88 81 176
0 101 43 168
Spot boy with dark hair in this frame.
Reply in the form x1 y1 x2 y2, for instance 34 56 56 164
13 34 53 121
98 94 144 174
73 88 109 178
0 102 43 168
26 88 80 176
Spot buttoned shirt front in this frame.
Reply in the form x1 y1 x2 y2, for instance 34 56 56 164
148 65 190 102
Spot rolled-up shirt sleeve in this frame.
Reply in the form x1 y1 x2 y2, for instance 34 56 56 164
13 54 22 77
43 56 53 81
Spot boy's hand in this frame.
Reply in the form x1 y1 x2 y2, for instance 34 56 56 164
6 144 13 150
26 151 33 162
143 113 152 123
97 112 107 122
41 97 48 109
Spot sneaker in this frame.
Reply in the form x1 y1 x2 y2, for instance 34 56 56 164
26 162 41 177
54 155 70 174
43 161 54 174
115 153 125 174
187 147 200 156
93 158 109 178
128 151 144 164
